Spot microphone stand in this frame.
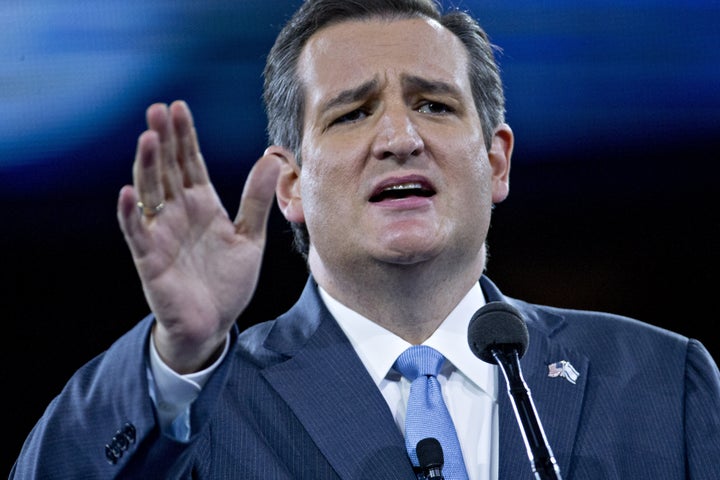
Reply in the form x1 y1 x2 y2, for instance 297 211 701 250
492 347 563 480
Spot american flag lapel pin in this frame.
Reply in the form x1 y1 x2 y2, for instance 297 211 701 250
547 360 580 384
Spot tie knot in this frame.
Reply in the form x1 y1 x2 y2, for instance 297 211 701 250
395 345 445 381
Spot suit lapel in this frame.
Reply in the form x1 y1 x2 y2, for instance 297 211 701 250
497 325 589 479
261 276 588 478
261 279 415 479
481 277 588 479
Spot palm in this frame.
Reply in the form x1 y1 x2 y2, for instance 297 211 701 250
136 185 259 332
118 101 280 372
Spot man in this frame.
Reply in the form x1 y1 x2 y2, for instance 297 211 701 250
11 0 720 479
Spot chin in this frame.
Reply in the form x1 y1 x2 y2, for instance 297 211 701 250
374 238 444 265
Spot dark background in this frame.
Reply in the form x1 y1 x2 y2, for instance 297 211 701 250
2 0 718 474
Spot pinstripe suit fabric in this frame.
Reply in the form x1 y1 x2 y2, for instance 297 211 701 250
11 276 720 479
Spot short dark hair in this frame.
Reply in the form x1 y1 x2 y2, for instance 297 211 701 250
262 0 506 258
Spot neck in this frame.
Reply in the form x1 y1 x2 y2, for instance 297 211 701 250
309 247 486 344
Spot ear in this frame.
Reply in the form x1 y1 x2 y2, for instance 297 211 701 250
270 145 305 223
488 123 513 204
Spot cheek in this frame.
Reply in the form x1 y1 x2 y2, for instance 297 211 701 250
298 159 352 228
300 142 362 203
301 160 335 199
449 147 493 199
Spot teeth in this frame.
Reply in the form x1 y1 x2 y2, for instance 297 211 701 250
384 182 422 191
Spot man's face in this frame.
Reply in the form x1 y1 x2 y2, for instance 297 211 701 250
284 17 511 273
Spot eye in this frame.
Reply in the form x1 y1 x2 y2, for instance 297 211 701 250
417 101 453 115
330 108 368 126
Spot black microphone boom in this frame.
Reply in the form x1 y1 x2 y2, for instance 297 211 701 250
417 437 444 480
468 301 563 480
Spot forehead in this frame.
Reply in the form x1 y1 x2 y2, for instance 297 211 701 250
298 17 471 103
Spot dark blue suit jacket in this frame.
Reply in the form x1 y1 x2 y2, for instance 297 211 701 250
11 276 720 479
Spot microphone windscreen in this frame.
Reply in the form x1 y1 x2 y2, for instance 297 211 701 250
416 437 443 468
467 301 529 364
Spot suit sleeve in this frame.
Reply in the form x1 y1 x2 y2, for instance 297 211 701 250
684 339 720 479
9 316 202 479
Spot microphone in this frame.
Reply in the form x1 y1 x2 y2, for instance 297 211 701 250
416 437 444 480
468 301 563 480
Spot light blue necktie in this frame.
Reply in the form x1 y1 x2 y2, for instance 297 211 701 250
395 345 469 479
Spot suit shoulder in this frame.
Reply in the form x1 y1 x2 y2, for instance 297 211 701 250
233 320 284 367
511 297 694 359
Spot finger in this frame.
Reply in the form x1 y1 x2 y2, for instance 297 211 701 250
170 100 209 187
117 185 153 258
234 153 282 242
133 129 166 220
146 103 183 199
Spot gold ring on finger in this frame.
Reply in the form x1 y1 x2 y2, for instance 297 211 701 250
137 201 165 217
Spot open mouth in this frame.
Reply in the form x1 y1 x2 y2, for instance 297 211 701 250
369 182 435 202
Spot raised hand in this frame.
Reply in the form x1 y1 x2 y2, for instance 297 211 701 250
117 101 281 373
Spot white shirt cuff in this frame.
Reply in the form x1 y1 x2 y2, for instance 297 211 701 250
147 332 230 440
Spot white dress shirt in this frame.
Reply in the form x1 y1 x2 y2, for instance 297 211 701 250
149 282 498 480
320 283 498 480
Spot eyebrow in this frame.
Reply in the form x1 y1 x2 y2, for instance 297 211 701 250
401 74 462 98
322 78 380 112
319 74 462 113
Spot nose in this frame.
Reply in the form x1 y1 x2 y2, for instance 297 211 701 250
371 106 424 161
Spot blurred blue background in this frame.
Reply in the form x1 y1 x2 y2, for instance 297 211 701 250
2 0 718 188
3 0 718 472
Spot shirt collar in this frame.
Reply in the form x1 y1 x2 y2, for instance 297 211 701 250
319 282 496 399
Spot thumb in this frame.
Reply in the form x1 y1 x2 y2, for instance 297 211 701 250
234 153 282 241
